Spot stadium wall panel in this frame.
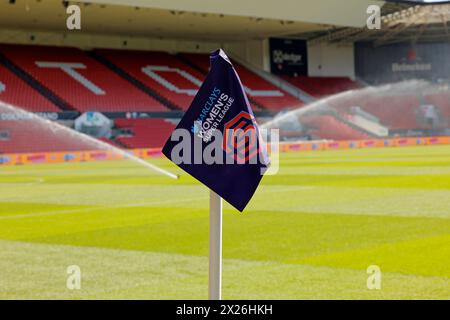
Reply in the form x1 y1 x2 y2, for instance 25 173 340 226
308 43 355 78
0 28 220 53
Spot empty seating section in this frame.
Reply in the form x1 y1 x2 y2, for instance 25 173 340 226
1 45 303 112
96 50 206 111
0 64 59 112
115 118 176 148
233 63 303 110
302 115 370 140
182 53 261 112
3 44 447 154
0 120 91 153
358 95 420 129
0 45 165 112
284 76 360 98
180 53 303 110
328 94 422 130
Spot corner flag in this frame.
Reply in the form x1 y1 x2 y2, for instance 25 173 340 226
162 49 270 212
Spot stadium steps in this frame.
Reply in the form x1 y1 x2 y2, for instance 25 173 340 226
333 113 378 138
302 115 371 140
175 53 267 111
86 51 181 112
0 52 75 112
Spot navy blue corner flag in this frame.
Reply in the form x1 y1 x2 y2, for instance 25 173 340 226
162 49 270 211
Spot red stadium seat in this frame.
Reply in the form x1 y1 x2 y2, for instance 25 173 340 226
179 53 211 73
115 118 176 148
0 64 59 112
302 115 370 140
358 95 420 130
283 76 360 98
327 93 421 130
0 44 166 112
179 53 303 111
0 120 92 153
95 49 206 111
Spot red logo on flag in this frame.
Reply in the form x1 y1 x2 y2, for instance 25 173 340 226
223 111 259 163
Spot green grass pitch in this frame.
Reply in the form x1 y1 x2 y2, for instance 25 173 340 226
0 145 449 299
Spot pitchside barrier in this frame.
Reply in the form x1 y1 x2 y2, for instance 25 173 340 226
1 136 450 166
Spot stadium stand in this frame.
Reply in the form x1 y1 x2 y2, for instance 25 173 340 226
0 119 91 153
0 64 59 112
178 53 264 111
302 115 371 140
327 94 421 130
114 118 176 148
358 95 420 130
179 53 303 111
283 76 360 98
178 53 211 73
95 49 206 111
2 43 440 153
0 44 167 112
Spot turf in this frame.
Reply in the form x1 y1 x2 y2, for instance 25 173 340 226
0 145 449 299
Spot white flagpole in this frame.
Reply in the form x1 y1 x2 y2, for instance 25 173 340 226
209 190 223 300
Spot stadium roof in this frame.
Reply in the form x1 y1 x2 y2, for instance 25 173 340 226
0 0 381 41
303 2 450 46
77 0 382 27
